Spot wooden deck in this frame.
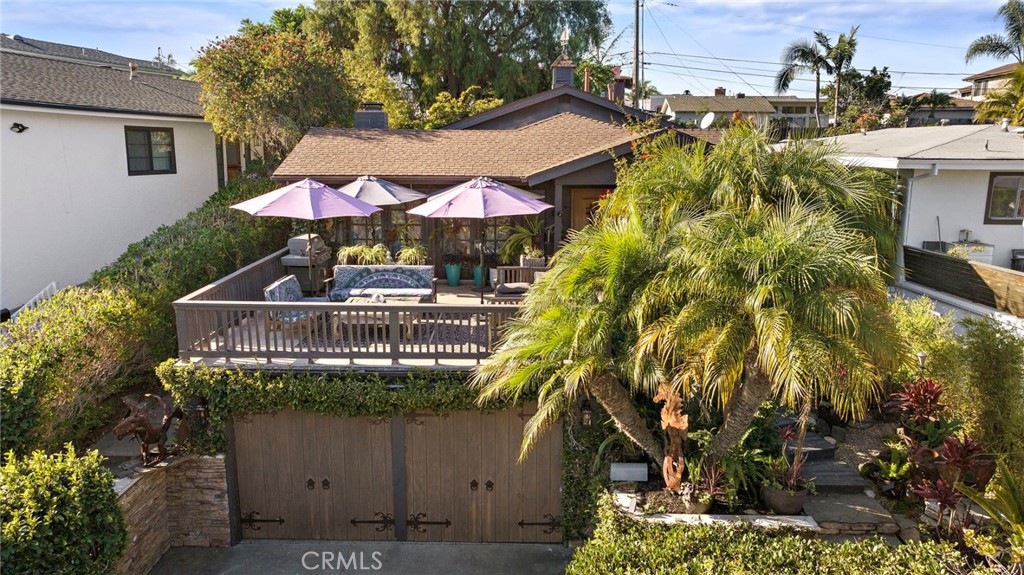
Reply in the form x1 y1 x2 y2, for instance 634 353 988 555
173 249 520 371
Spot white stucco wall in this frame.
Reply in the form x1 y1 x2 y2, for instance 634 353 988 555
905 169 1024 268
0 107 217 309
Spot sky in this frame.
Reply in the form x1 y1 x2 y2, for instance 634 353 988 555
0 0 1013 98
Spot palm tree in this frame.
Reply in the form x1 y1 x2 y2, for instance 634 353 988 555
965 0 1024 64
819 27 860 125
633 202 901 461
774 39 833 128
975 64 1024 124
474 126 901 464
473 215 673 462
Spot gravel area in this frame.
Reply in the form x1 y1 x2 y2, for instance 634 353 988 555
833 420 896 470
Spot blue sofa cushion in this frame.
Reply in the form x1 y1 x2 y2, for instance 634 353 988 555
329 265 435 302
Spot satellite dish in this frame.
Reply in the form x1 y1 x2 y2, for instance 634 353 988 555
699 112 715 130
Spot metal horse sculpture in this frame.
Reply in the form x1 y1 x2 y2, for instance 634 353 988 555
113 394 183 466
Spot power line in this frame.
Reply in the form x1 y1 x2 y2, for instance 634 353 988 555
648 0 968 51
643 5 713 94
644 51 974 77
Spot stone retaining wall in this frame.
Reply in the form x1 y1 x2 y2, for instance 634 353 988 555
114 456 230 575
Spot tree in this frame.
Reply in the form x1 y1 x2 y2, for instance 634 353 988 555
152 47 177 69
192 27 355 154
975 64 1024 124
474 126 901 463
965 0 1024 64
819 27 860 125
774 37 832 128
421 86 503 128
303 0 610 108
823 66 893 130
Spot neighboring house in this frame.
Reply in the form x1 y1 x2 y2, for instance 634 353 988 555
828 124 1024 328
766 96 828 128
660 88 776 126
962 63 1018 101
274 55 706 267
0 37 227 309
906 97 977 127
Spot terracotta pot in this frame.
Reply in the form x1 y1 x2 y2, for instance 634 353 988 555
761 486 808 515
965 455 997 489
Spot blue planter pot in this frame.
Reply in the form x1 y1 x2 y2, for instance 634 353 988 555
472 265 484 289
445 264 462 287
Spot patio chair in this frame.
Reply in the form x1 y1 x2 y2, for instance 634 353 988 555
491 266 542 303
263 274 328 331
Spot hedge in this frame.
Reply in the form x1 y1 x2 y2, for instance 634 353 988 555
567 494 965 575
0 287 145 455
1 446 127 575
0 170 291 457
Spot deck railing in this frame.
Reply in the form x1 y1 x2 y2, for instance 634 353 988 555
173 250 520 367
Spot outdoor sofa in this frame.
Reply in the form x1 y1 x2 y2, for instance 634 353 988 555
327 265 437 303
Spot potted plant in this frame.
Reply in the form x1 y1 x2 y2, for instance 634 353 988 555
761 415 813 514
499 218 545 267
677 457 726 514
443 251 464 287
337 244 388 265
396 243 428 265
874 446 912 498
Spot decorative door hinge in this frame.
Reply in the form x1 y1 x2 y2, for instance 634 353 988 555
241 511 285 531
518 514 560 534
350 512 395 532
407 512 451 533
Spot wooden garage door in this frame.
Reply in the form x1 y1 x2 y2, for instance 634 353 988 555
232 406 561 543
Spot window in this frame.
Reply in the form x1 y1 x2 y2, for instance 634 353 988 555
125 127 176 175
985 173 1024 224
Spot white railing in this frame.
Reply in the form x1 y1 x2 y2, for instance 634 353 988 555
11 281 59 322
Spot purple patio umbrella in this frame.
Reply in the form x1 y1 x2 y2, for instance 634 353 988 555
231 178 381 293
408 177 552 302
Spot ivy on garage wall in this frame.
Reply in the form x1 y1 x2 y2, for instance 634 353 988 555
157 360 609 541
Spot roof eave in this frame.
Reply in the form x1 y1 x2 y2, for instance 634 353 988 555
0 98 202 119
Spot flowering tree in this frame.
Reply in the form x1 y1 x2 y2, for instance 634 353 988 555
193 28 355 155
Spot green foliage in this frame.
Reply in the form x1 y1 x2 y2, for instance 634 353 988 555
395 244 429 265
562 421 612 540
567 494 965 574
1 446 127 575
420 86 503 129
192 26 355 153
965 0 1024 64
886 296 962 391
875 449 912 481
337 243 389 265
0 288 145 456
158 363 505 453
956 318 1024 476
958 459 1024 564
498 218 545 264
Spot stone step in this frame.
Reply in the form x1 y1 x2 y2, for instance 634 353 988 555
787 433 836 463
803 493 900 537
803 460 871 494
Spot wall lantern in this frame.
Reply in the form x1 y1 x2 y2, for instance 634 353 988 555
580 398 593 427
9 123 28 133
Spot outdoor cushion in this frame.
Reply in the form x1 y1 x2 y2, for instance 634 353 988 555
495 282 530 295
264 275 305 302
329 265 436 303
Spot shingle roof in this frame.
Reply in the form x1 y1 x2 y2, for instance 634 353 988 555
663 94 776 114
963 63 1020 82
0 34 180 74
677 128 724 145
1 51 202 117
275 112 644 183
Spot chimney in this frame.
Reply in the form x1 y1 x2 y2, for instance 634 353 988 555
714 87 726 97
355 102 388 129
128 62 137 81
737 93 745 99
550 53 575 89
583 67 591 92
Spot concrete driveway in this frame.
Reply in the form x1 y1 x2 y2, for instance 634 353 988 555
149 540 573 575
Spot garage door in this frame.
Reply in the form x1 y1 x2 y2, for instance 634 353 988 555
232 406 562 542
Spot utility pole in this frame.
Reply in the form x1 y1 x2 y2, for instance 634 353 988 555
633 0 640 101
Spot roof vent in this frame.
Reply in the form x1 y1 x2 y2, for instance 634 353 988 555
714 87 726 97
737 93 745 99
128 62 137 81
550 53 575 89
684 89 691 95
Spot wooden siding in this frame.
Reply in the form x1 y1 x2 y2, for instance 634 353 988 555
904 246 1024 318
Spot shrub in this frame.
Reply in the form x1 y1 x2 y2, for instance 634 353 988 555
567 494 965 575
1 446 127 575
955 318 1024 476
888 296 962 388
0 287 145 455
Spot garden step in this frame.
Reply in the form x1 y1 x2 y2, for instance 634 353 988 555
786 433 836 463
804 493 900 537
803 460 871 494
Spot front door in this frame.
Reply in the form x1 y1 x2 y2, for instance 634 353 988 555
571 188 608 231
